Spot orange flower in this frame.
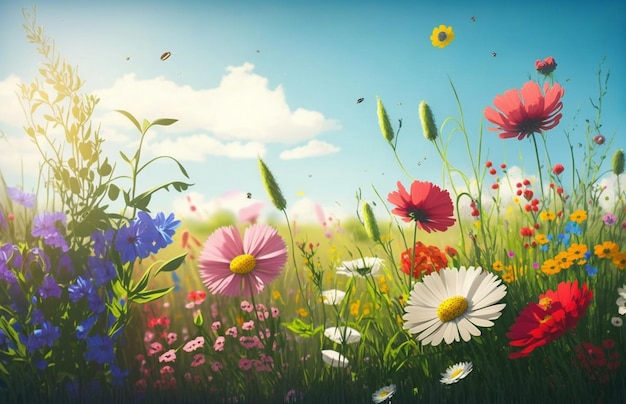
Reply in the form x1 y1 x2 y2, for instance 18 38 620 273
541 259 560 275
567 243 588 262
492 260 504 272
400 242 448 278
594 241 620 259
569 210 588 224
554 251 574 270
613 252 626 270
535 234 549 245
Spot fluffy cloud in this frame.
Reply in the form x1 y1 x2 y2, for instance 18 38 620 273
146 133 266 161
279 139 340 160
93 63 340 146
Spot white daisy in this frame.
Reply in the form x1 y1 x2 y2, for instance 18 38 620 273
371 384 396 403
321 349 349 368
402 266 507 346
321 289 347 305
611 316 623 327
617 296 626 315
323 326 361 344
440 362 473 384
336 257 383 277
618 284 626 299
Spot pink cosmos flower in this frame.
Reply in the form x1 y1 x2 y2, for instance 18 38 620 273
226 326 238 337
240 301 253 312
198 224 288 296
148 341 164 356
213 336 226 351
242 320 255 331
191 354 205 367
158 349 176 363
239 358 252 371
166 332 177 345
387 181 456 232
182 336 204 352
484 81 564 140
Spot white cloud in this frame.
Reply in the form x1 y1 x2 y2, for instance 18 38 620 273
146 133 265 161
92 63 340 147
0 75 25 129
280 139 340 160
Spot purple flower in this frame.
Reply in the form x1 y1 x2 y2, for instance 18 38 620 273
0 243 20 284
32 212 69 252
87 291 105 314
88 257 117 286
110 364 129 386
38 275 62 299
91 228 115 258
76 315 98 339
603 213 617 226
7 187 36 208
85 334 115 364
25 320 61 352
68 276 94 303
24 247 51 276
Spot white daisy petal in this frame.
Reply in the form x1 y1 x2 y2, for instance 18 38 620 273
440 362 473 384
403 266 507 346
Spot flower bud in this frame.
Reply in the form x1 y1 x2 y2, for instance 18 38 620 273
419 101 438 141
612 149 624 176
377 97 394 143
361 202 381 243
258 157 287 211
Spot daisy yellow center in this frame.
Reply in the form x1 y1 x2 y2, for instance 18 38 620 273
229 254 256 274
380 392 389 398
437 31 447 42
450 368 463 378
437 296 468 322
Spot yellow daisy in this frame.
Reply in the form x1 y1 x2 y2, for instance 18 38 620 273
430 25 455 48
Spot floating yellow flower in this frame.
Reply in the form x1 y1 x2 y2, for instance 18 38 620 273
539 210 556 221
569 210 587 223
430 25 455 48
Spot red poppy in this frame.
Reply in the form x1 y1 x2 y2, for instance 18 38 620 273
535 56 557 75
553 164 565 175
484 81 564 140
387 180 456 232
400 242 448 278
507 281 593 359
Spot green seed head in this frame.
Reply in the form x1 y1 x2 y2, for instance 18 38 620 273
377 96 395 144
362 202 381 243
258 157 287 211
612 149 624 175
419 100 438 142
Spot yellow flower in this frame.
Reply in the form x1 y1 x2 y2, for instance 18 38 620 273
613 252 626 270
594 241 620 259
272 290 281 300
362 303 372 316
541 259 560 275
566 243 587 262
430 25 455 48
501 272 516 283
535 234 549 245
492 260 504 272
350 300 360 317
296 307 308 317
569 210 587 223
554 251 574 270
378 276 389 294
539 211 556 221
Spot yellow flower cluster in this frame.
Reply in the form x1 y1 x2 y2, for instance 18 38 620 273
541 243 588 275
594 241 626 270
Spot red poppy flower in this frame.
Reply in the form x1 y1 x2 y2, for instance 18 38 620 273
507 281 593 359
553 164 565 175
535 56 557 75
400 242 448 278
387 180 456 232
484 81 564 140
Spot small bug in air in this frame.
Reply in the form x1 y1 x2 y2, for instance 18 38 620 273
160 51 172 61
491 52 497 57
471 16 476 22
356 98 364 104
246 193 252 199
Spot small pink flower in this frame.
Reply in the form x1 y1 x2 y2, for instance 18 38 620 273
159 349 176 363
185 302 195 309
226 326 238 338
148 341 164 356
160 365 175 375
242 320 255 331
238 358 252 371
271 307 280 318
144 331 155 343
167 332 178 345
213 336 226 351
211 321 221 331
593 134 606 145
240 301 253 312
191 353 205 367
239 336 262 349
211 361 224 372
183 336 205 353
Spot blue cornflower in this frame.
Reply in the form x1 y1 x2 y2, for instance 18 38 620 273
76 315 98 339
85 334 115 364
56 252 74 278
88 257 117 286
7 187 36 208
110 364 129 387
91 228 115 258
25 320 61 352
557 232 571 247
565 221 582 236
585 264 598 276
87 291 105 314
152 212 181 249
38 275 62 299
68 276 94 303
114 214 160 264
31 308 45 325
32 211 69 252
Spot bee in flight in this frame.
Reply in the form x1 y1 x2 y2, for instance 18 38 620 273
471 16 476 22
491 52 497 57
160 51 172 61
246 192 252 199
356 98 364 104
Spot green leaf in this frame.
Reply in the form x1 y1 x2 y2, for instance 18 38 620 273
156 252 187 275
151 118 178 127
131 286 174 304
141 119 150 133
130 268 152 297
282 319 323 338
115 109 142 133
119 150 131 164
107 183 120 201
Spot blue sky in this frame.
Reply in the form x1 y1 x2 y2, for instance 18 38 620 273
1 0 624 223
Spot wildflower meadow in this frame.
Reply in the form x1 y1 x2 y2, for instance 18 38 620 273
1 8 626 404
